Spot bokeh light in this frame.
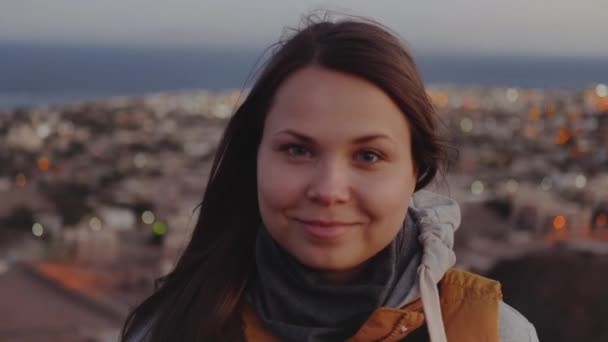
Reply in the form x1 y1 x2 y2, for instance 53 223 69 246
89 217 102 231
556 128 571 145
152 221 168 236
16 173 27 187
142 211 155 225
596 83 608 98
32 223 44 237
471 180 484 195
36 124 51 139
553 215 567 230
38 156 50 172
528 107 541 121
460 117 473 133
575 174 587 189
134 153 148 169
506 88 519 102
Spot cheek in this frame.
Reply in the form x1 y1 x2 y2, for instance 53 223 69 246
257 150 304 214
358 176 414 252
357 168 416 221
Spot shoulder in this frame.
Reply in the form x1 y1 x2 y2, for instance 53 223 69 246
439 269 538 341
441 268 502 299
499 302 539 342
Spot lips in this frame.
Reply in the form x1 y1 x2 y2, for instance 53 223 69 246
293 218 357 239
295 218 356 227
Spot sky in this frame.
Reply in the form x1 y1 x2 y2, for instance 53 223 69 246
1 0 607 57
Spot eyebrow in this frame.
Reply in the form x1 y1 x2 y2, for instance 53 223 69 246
274 129 395 144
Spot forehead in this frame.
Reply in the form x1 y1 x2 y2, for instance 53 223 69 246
265 66 411 141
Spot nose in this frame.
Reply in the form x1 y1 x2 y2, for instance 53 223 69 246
306 159 351 206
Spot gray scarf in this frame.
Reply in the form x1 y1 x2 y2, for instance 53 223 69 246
246 209 421 342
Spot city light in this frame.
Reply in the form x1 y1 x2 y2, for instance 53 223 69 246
575 174 587 189
596 83 608 98
36 124 51 139
460 117 473 133
432 92 449 108
553 216 567 230
89 217 102 231
438 93 449 108
152 221 168 236
556 128 571 145
134 153 148 169
142 211 155 225
471 180 484 195
506 88 519 103
38 156 50 172
16 173 26 187
32 223 44 237
528 107 541 121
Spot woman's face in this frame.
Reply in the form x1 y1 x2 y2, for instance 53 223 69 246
257 66 417 283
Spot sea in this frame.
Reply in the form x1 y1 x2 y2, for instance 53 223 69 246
1 42 607 110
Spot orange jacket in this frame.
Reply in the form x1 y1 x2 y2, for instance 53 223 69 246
243 268 501 342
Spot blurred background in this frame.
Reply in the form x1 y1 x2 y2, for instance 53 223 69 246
1 1 607 341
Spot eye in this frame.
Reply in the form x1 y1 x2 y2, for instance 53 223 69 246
356 149 382 164
280 144 311 158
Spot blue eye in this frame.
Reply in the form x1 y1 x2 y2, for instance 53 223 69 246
357 150 381 163
281 144 310 157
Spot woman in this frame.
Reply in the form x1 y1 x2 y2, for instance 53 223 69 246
122 17 538 342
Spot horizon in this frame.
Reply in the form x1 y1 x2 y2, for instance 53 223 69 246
1 40 607 110
4 40 608 61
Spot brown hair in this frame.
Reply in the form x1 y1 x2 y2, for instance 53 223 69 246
121 16 448 342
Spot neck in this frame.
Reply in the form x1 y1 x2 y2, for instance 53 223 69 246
312 259 373 285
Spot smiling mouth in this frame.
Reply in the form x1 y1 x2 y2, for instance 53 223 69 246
294 218 357 226
292 218 357 239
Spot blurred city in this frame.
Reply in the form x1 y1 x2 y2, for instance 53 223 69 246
2 1 608 342
1 83 607 341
